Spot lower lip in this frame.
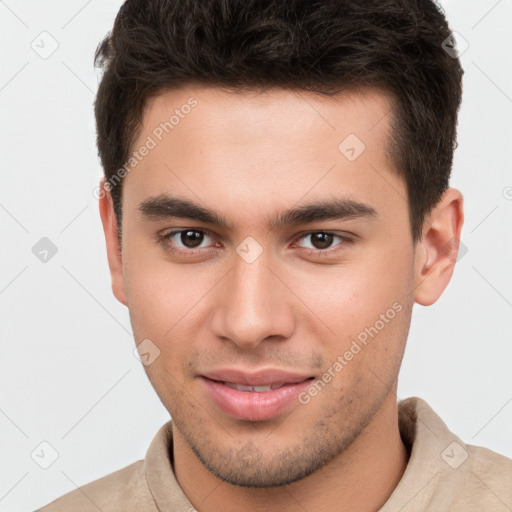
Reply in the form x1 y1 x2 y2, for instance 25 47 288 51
200 377 313 421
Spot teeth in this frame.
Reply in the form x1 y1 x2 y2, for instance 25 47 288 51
223 382 284 392
253 385 272 392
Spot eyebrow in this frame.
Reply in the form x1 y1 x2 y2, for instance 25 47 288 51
138 194 377 231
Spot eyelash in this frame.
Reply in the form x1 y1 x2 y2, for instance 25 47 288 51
158 229 353 258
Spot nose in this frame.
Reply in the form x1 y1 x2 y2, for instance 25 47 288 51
210 251 296 350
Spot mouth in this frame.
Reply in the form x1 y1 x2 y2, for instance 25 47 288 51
220 381 292 392
200 369 315 421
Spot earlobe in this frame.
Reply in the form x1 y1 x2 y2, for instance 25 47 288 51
98 178 128 306
413 188 464 306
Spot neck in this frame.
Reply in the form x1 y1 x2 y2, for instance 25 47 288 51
173 391 408 512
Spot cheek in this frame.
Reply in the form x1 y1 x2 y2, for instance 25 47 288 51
123 258 204 399
123 248 210 339
289 246 414 382
291 251 412 330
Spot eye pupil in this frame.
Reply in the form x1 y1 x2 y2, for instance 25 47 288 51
181 230 203 248
311 232 333 249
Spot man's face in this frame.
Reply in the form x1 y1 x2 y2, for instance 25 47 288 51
116 86 418 486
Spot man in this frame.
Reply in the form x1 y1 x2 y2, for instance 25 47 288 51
38 0 512 510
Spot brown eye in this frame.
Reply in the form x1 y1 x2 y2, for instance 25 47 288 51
180 230 204 248
160 229 215 254
295 231 352 256
309 232 334 249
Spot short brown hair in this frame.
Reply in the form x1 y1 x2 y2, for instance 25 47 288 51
94 0 463 242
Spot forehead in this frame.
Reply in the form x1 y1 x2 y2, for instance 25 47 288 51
140 84 393 155
123 84 406 234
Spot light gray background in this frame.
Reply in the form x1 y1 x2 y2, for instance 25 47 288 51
1 0 511 510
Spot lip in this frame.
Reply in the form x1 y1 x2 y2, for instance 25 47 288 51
200 368 314 421
202 368 312 387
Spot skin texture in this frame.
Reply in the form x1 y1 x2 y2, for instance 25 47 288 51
99 85 463 512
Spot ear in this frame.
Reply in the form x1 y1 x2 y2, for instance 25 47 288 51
413 188 464 306
98 178 128 306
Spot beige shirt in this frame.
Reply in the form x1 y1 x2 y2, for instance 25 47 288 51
37 397 512 511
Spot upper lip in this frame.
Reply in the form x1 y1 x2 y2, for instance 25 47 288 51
201 368 313 387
